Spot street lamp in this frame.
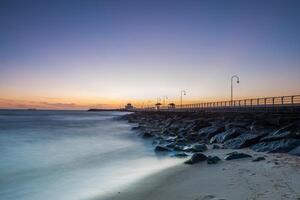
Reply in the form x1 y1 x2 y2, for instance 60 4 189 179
180 90 186 108
162 96 168 106
231 75 240 105
157 97 161 104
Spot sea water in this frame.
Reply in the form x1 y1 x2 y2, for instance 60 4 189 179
0 110 180 200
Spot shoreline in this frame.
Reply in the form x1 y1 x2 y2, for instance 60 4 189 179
106 111 300 200
103 148 300 200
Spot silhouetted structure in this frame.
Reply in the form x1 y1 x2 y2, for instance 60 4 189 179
168 103 175 109
155 103 162 110
125 103 134 110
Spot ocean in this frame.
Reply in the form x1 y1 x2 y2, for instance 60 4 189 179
0 110 180 200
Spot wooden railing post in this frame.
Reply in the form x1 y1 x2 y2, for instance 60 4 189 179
291 96 294 105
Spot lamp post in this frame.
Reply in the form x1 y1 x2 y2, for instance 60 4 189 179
157 97 161 104
162 96 168 106
231 75 240 106
180 90 186 108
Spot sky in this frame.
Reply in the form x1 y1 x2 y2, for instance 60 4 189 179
1 0 300 109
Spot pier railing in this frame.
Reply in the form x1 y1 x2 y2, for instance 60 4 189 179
137 95 300 112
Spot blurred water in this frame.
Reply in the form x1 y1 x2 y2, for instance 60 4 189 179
0 110 180 200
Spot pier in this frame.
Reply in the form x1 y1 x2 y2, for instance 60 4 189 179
135 95 300 113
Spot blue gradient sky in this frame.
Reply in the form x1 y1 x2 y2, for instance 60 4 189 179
1 0 300 109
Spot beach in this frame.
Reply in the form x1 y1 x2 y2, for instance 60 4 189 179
105 148 300 200
111 111 300 200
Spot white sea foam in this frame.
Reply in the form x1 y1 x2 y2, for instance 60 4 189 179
0 110 181 200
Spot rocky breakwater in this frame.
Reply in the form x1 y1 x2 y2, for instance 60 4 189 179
121 111 300 164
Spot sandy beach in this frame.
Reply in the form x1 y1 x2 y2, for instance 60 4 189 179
103 149 300 200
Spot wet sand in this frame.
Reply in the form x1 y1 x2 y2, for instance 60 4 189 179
103 149 300 200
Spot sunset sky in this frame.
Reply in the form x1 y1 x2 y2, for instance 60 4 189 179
1 0 300 109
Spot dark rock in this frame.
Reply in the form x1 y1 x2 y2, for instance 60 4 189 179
182 143 207 152
154 145 171 152
260 122 300 142
131 126 140 130
165 142 176 149
251 139 300 153
288 146 300 156
212 144 222 149
190 120 211 131
142 132 154 138
224 152 252 160
252 157 266 162
172 152 189 157
184 153 207 164
207 156 221 164
224 132 265 149
185 132 203 142
191 144 208 152
164 136 178 142
225 122 249 130
210 127 246 144
198 125 225 139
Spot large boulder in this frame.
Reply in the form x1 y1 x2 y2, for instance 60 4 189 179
251 139 300 153
224 152 252 160
141 132 154 138
198 125 225 139
190 120 211 131
191 144 208 152
252 157 266 162
207 156 221 164
260 122 300 142
225 122 249 130
210 127 246 144
288 146 300 156
184 153 207 164
182 144 207 152
224 132 265 149
154 145 171 152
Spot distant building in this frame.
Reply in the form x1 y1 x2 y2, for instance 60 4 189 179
125 103 134 110
168 103 175 109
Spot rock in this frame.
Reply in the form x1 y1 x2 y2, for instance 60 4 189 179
131 126 140 130
210 127 246 144
225 122 249 130
142 132 154 138
288 146 300 156
224 152 252 160
190 120 211 131
182 143 208 152
172 152 189 157
165 142 176 149
184 153 207 164
260 122 300 142
252 157 266 162
207 156 221 164
224 132 265 149
191 144 208 152
154 145 171 152
198 125 225 139
251 139 300 153
212 144 222 149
